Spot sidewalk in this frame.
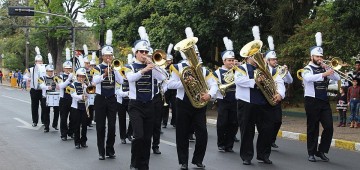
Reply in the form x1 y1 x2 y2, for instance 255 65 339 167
206 109 360 152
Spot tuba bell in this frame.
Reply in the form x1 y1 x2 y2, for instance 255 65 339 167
240 40 278 106
174 37 209 108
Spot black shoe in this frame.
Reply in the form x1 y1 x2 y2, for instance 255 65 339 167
308 155 316 162
162 124 167 128
257 157 273 164
75 144 81 149
172 124 176 128
243 160 251 165
61 137 67 141
193 163 205 169
315 152 329 162
52 126 59 130
180 164 188 170
32 123 37 127
106 153 116 159
120 139 126 144
127 135 133 142
225 148 234 152
271 143 279 148
234 136 240 142
160 130 164 134
153 148 161 154
44 128 49 133
130 165 138 170
68 134 74 139
81 143 88 148
218 146 225 152
99 155 105 160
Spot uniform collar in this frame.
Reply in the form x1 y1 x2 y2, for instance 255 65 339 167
309 61 320 68
101 62 108 66
221 66 230 70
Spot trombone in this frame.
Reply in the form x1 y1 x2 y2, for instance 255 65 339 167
322 57 352 82
146 49 169 78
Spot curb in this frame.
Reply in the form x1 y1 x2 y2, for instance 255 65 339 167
206 118 360 152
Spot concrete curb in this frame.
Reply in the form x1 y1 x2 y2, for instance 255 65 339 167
206 118 360 152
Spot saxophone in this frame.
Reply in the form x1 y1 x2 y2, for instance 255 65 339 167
174 37 209 108
240 40 278 106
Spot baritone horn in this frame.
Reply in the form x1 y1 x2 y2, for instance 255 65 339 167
218 65 238 96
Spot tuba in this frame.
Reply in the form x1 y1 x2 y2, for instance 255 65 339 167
174 37 209 108
240 40 278 106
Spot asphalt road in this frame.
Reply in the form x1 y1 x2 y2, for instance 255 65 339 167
0 85 359 170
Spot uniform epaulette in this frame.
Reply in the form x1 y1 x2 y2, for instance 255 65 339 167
205 71 216 81
90 68 100 76
170 64 180 77
272 68 279 79
212 69 220 82
38 77 45 84
237 66 247 76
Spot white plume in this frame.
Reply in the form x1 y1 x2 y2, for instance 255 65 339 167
66 48 70 61
138 26 147 40
267 36 275 50
252 26 260 40
127 54 133 64
48 53 53 64
105 30 113 46
167 43 174 54
315 32 322 46
132 48 136 55
35 46 40 55
145 33 151 47
91 52 96 61
223 37 233 51
83 44 88 56
78 53 85 68
185 27 194 38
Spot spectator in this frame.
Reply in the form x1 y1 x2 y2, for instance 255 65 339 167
347 78 360 128
17 70 22 88
0 71 3 84
336 87 347 127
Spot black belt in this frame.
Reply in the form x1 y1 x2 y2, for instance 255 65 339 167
96 94 115 99
129 99 152 104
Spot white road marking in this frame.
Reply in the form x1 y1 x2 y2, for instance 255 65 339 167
14 117 42 130
160 139 192 149
1 95 31 104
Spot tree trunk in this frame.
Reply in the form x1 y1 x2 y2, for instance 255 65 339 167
55 38 67 73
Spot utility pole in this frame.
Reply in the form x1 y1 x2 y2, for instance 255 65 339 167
99 0 105 63
25 0 29 68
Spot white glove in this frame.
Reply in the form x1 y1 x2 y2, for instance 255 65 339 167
67 73 73 81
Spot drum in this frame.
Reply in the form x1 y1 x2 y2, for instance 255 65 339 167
88 94 95 105
46 92 60 106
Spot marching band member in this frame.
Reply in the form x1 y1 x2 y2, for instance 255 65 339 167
302 32 340 162
23 46 45 127
265 36 293 148
162 43 177 128
67 56 89 149
88 52 97 125
58 48 74 141
116 54 134 144
213 37 238 153
38 53 59 132
125 28 166 169
82 45 95 127
168 27 218 170
235 26 285 165
92 30 123 160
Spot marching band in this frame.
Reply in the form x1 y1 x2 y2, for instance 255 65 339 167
22 25 344 170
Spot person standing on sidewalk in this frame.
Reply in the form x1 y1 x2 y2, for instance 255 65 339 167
213 37 238 153
302 32 340 162
0 71 3 84
23 46 45 127
337 86 347 127
347 78 360 128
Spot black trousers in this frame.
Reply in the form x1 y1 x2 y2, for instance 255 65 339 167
71 108 88 145
94 95 117 156
237 100 274 161
60 97 73 138
117 102 133 139
152 94 163 149
162 90 177 126
87 105 94 125
30 89 43 124
41 98 59 129
176 99 207 165
272 104 282 143
129 100 155 170
216 99 238 149
304 97 333 155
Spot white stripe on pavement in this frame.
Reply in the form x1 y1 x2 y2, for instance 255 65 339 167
1 95 31 104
